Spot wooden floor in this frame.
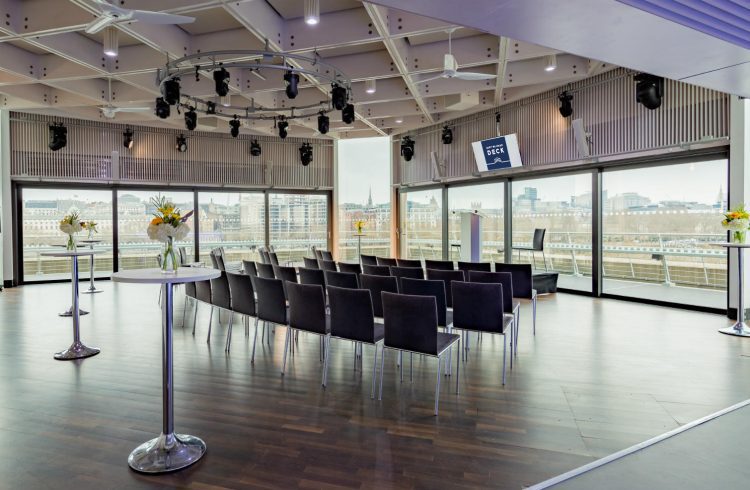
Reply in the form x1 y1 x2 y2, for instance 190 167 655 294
0 282 748 489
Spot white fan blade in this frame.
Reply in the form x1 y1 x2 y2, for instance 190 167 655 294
453 72 497 81
115 107 150 112
85 16 115 34
130 10 196 25
415 73 446 84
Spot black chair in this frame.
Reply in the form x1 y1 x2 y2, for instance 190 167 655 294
326 286 384 397
178 246 188 266
268 251 280 266
360 274 398 319
273 264 298 299
362 264 391 276
424 259 454 270
208 272 232 345
214 253 226 271
324 270 359 289
252 276 287 363
313 248 323 261
425 269 465 308
360 254 378 266
396 258 422 268
468 271 519 358
242 260 257 276
457 261 492 272
513 228 547 271
319 260 338 272
182 281 197 328
389 266 424 288
452 281 513 385
299 267 326 289
494 263 538 343
376 257 397 267
209 252 220 269
285 282 329 378
379 292 460 415
320 250 334 262
303 257 320 269
193 280 212 336
257 262 275 279
338 262 362 275
226 272 256 352
399 278 450 328
259 249 271 264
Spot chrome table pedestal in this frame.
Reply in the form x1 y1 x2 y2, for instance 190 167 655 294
80 239 103 294
712 242 750 337
112 267 220 473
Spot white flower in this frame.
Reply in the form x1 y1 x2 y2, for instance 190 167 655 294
723 218 749 231
147 222 191 243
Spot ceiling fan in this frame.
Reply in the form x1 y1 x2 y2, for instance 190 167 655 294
99 78 150 119
85 0 196 34
416 28 497 84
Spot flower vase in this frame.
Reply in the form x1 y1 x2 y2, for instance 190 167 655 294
66 234 77 251
733 231 747 244
87 229 94 240
160 237 179 274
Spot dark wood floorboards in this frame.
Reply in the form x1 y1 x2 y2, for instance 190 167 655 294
0 282 748 489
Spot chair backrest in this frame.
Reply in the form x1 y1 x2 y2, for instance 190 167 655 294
298 267 326 288
253 276 287 325
259 249 271 264
338 262 362 275
214 253 226 271
319 260 338 272
273 264 298 298
256 262 275 279
468 271 514 314
424 259 454 270
178 246 188 265
457 261 492 272
452 281 505 333
210 271 231 309
390 266 424 287
242 260 257 276
376 257 397 267
320 250 333 262
360 274 398 317
303 257 320 269
396 258 422 268
328 285 377 343
184 281 196 298
209 251 220 269
268 251 280 266
382 292 439 355
226 272 255 316
399 278 448 327
362 264 391 276
195 280 212 303
493 263 533 298
314 248 323 260
324 270 359 289
425 269 465 308
532 228 546 251
287 282 327 334
360 254 378 266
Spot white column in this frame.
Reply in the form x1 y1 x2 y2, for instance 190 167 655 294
728 96 750 318
0 109 11 286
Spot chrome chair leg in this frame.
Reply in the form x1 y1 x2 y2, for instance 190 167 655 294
192 302 199 336
378 348 386 400
251 317 259 364
434 355 442 416
410 353 413 382
281 327 291 375
225 313 233 352
322 335 331 387
502 333 507 386
370 343 378 399
456 339 460 395
207 307 214 343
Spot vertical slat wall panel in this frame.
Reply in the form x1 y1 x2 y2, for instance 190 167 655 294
9 113 334 188
394 68 729 185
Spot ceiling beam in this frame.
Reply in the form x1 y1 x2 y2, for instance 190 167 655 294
494 37 510 105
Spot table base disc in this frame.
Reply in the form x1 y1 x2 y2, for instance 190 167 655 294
719 323 750 337
81 288 102 294
54 342 100 360
128 433 206 473
58 308 89 317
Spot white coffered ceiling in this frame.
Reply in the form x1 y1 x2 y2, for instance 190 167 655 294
0 0 610 138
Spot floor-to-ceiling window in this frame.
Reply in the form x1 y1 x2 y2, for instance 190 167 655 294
448 182 504 262
400 188 443 260
117 190 195 270
602 159 727 308
198 192 264 265
336 137 391 261
269 192 328 264
21 187 113 282
511 173 593 292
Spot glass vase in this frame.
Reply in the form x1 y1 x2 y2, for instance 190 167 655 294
66 234 77 251
733 231 746 244
160 237 179 274
87 229 94 240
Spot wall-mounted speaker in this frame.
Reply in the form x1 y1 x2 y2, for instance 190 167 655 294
571 118 591 158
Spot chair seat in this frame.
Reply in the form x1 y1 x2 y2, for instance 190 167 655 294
513 300 521 312
373 323 385 343
437 332 460 355
445 309 453 327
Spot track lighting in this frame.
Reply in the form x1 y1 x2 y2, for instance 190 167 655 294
544 54 557 72
155 97 170 119
213 66 230 97
123 128 134 149
441 126 453 145
342 103 355 124
331 84 347 110
229 116 240 137
206 101 216 115
635 73 664 110
176 135 187 152
48 123 67 151
365 79 376 94
163 78 180 105
304 0 320 25
299 142 313 166
284 70 299 99
558 91 573 118
277 118 288 139
184 107 197 131
400 136 415 162
317 113 329 134
250 140 262 156
103 27 118 57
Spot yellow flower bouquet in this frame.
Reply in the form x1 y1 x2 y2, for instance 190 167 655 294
354 219 366 234
147 196 193 273
722 204 750 243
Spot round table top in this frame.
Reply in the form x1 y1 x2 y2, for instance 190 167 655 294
708 242 750 248
41 250 101 257
79 239 103 244
112 267 220 284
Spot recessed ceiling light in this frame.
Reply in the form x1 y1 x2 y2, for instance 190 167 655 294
365 79 376 94
220 94 231 107
103 27 118 57
544 54 557 72
305 0 320 25
395 118 403 124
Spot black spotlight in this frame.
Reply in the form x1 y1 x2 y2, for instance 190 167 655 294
299 142 313 166
441 125 453 145
48 123 67 151
495 112 501 123
213 66 230 96
229 116 240 138
400 136 415 162
206 101 216 115
342 103 355 124
284 70 299 99
278 118 289 139
155 97 170 119
635 73 664 110
176 134 187 152
184 107 197 131
123 128 134 149
250 140 262 156
317 113 329 134
331 84 347 110
558 91 573 118
163 78 181 105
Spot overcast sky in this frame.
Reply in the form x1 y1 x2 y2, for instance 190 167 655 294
338 136 391 205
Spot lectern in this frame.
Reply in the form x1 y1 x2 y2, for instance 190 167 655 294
459 211 483 262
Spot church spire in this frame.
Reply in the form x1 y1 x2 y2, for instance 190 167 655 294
367 186 373 207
